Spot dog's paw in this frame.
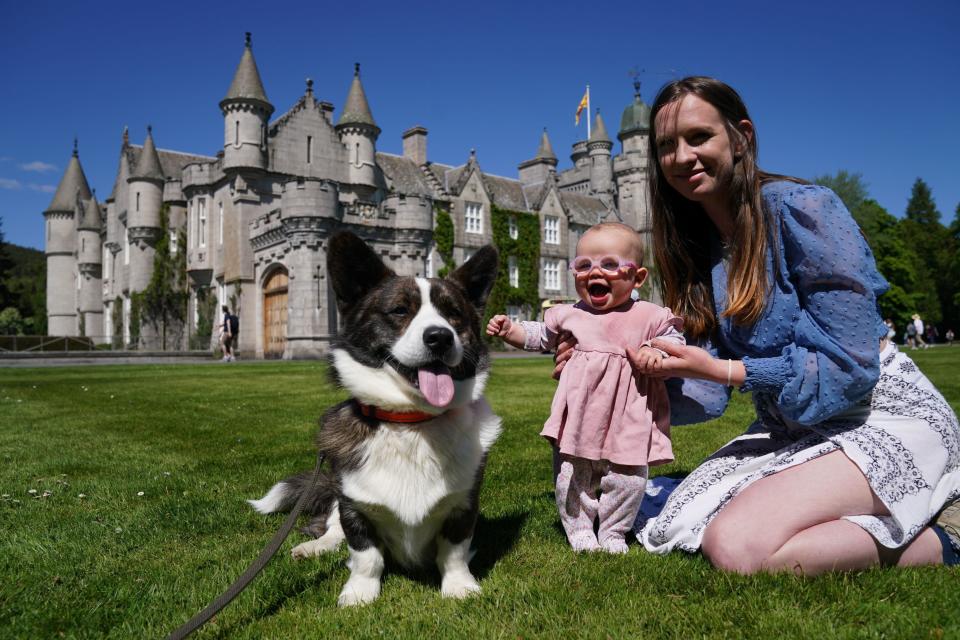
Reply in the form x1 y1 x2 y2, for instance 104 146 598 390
291 532 344 559
440 572 481 599
337 577 381 607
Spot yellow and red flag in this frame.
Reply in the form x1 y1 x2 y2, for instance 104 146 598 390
575 87 589 126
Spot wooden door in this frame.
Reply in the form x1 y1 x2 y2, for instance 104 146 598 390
263 268 288 359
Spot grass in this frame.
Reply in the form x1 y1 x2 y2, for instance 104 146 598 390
1 348 959 639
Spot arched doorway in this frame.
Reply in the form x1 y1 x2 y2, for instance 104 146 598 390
262 267 288 359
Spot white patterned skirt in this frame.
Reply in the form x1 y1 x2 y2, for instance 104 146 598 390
638 343 960 553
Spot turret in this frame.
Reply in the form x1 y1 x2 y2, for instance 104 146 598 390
518 128 558 185
77 193 103 339
220 32 273 171
336 63 380 190
618 79 651 156
588 109 614 196
126 126 165 293
44 139 91 336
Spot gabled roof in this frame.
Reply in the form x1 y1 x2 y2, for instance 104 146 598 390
46 141 92 213
376 152 433 196
130 127 164 181
221 33 272 110
337 64 378 130
560 190 610 226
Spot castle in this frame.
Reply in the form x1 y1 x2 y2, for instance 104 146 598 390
43 34 653 358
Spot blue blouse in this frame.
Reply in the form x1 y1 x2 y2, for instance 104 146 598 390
668 181 889 427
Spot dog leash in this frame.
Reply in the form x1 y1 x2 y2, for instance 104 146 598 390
166 452 326 640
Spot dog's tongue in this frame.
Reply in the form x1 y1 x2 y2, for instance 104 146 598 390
418 363 454 408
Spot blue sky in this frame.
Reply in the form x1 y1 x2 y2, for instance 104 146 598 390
2 0 958 250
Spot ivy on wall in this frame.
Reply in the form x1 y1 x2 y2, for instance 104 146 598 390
434 204 454 278
111 296 123 348
485 205 541 336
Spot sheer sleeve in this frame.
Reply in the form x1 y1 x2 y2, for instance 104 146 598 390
667 335 731 426
741 185 888 424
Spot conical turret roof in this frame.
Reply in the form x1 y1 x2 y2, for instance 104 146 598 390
78 194 102 231
589 110 611 144
222 33 272 109
536 128 557 161
46 140 92 213
131 126 165 182
337 64 378 129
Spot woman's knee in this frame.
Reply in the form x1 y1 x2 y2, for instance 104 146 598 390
701 518 769 574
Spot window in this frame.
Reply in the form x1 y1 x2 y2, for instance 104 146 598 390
170 230 178 255
506 305 521 323
544 215 560 244
508 216 518 239
136 192 140 212
81 237 85 253
307 136 312 164
198 199 207 248
509 256 519 288
544 260 561 291
465 202 483 234
218 202 224 245
235 121 240 146
188 200 195 248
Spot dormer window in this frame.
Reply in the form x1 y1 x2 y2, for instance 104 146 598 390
508 216 518 239
544 215 560 245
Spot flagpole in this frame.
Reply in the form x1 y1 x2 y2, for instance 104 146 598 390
586 85 591 139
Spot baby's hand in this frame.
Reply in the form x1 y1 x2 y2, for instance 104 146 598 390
486 314 512 338
631 345 666 374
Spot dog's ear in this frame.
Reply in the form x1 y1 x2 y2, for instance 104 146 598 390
447 244 499 310
327 232 393 313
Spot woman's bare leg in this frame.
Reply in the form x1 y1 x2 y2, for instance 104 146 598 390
700 450 943 575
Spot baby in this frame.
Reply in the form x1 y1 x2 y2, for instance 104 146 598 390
487 222 684 553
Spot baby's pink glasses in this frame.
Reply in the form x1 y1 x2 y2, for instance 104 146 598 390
570 255 637 276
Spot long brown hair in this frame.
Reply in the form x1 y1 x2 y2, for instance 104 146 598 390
648 76 801 340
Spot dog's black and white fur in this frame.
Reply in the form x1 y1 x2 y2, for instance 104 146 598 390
249 231 501 606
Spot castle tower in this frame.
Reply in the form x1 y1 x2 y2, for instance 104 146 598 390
220 32 273 171
336 63 380 193
588 109 614 198
618 79 651 156
76 192 103 339
44 139 91 336
518 128 559 185
126 126 164 294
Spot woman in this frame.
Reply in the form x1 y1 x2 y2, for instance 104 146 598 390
558 77 959 574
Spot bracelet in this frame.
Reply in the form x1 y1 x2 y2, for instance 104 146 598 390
726 359 733 387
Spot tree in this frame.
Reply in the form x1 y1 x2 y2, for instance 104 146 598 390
0 218 13 309
140 205 188 349
900 178 951 328
813 171 868 214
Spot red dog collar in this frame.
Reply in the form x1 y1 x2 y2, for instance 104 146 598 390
355 400 438 424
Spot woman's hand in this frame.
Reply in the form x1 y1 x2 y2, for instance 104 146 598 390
627 339 741 385
552 331 576 380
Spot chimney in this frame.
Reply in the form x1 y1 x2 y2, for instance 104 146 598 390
402 126 428 165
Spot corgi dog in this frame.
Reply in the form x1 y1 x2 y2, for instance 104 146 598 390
249 231 501 606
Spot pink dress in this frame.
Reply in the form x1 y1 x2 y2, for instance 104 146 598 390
524 300 684 467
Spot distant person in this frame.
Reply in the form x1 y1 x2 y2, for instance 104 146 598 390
926 325 939 345
913 314 929 349
221 305 238 362
946 329 955 346
884 318 896 342
905 319 917 349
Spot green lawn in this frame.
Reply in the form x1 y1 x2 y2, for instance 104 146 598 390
1 348 959 639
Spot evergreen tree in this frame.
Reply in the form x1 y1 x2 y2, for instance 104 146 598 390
0 218 13 309
140 205 188 349
900 178 950 329
813 170 868 214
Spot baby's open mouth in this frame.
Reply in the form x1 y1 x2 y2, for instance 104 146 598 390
588 283 610 298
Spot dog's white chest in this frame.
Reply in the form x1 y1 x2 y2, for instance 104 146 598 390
341 400 500 527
